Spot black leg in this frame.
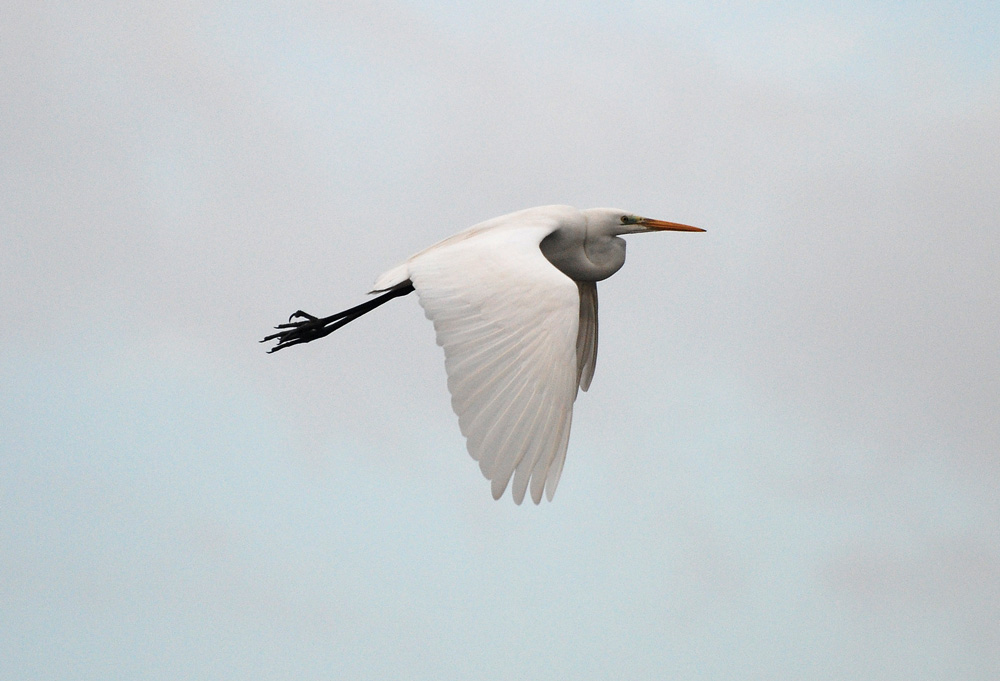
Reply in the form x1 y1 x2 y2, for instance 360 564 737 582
261 283 415 353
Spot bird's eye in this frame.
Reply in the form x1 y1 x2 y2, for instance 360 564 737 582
620 215 629 224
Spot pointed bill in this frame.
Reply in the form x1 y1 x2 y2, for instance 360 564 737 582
638 217 706 232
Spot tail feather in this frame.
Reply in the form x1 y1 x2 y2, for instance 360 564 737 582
372 263 411 292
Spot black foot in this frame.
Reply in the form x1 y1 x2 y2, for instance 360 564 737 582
287 310 317 322
261 310 336 352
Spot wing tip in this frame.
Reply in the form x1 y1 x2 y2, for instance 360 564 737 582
491 475 511 501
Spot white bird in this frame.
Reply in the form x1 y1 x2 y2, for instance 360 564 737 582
263 205 704 503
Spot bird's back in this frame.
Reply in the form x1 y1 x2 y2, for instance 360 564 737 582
371 205 580 292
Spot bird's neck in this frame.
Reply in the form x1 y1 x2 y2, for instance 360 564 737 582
540 229 626 282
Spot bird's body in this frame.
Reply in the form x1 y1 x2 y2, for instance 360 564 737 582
264 205 704 503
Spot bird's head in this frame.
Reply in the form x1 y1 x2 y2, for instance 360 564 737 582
583 207 706 236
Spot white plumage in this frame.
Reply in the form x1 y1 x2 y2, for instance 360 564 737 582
264 205 704 503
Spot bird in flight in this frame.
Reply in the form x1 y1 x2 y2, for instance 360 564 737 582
263 205 704 503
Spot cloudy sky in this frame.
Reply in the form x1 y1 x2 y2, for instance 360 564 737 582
2 1 998 679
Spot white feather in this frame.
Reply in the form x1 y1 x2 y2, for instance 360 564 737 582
397 212 581 504
576 281 598 393
330 205 704 503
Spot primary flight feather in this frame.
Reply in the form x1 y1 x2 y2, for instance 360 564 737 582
263 205 704 503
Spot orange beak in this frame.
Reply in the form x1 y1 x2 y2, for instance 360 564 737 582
638 217 706 232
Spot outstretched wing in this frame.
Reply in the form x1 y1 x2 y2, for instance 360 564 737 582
407 222 581 504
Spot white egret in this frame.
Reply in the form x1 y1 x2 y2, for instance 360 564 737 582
263 205 704 503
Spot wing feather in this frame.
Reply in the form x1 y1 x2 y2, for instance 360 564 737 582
510 397 558 503
576 281 599 392
406 220 581 503
542 407 573 501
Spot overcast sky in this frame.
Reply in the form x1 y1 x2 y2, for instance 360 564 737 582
2 2 999 679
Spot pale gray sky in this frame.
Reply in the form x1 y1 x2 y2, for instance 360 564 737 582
2 2 999 679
